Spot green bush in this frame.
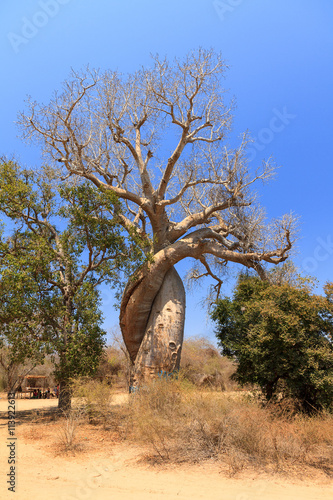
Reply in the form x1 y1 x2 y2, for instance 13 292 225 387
212 276 333 412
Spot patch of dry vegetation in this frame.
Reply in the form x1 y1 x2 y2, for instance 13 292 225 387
71 378 113 429
94 343 131 390
92 335 237 392
14 334 333 480
123 378 333 476
179 337 237 390
57 406 87 451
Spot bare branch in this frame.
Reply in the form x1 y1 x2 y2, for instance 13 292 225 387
18 49 296 284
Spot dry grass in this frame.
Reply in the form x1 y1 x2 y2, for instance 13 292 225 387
53 378 114 451
71 378 113 429
17 377 333 478
57 406 86 451
121 377 333 476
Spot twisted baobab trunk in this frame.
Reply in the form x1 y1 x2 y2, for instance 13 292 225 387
120 266 185 387
20 50 297 389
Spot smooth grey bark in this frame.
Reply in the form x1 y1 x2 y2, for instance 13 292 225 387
119 230 276 385
129 267 185 385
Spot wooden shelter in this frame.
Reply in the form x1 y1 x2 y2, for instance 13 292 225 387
16 375 49 398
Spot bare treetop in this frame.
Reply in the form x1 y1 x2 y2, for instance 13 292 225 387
20 48 297 291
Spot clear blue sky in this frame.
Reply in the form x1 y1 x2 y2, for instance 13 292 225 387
1 0 332 342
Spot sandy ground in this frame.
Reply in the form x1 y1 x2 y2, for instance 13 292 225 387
0 393 332 500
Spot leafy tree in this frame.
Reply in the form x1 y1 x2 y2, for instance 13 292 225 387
19 49 297 384
211 274 333 412
0 226 52 387
0 343 42 394
0 161 144 408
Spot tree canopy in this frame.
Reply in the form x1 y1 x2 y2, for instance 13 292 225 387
0 160 145 406
212 273 333 412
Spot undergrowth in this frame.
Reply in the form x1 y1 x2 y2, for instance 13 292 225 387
122 377 333 476
34 375 333 477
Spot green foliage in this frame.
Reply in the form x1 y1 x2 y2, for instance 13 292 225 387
0 235 54 367
51 283 106 383
0 160 146 403
211 274 333 412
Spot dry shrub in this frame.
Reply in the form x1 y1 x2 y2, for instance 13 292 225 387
94 345 130 389
58 406 86 451
180 337 237 390
94 331 132 390
225 405 267 458
56 378 114 452
123 377 333 475
71 378 113 429
0 375 7 392
295 413 333 465
127 377 184 460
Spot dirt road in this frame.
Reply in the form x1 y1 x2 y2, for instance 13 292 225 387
0 394 332 500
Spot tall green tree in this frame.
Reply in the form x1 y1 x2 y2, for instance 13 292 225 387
211 273 333 412
0 160 145 409
0 226 51 390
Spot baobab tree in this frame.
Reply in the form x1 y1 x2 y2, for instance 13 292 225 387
20 49 297 386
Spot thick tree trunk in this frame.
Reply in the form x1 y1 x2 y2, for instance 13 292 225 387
121 267 186 387
58 379 72 412
132 267 185 385
120 256 179 364
119 233 247 371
